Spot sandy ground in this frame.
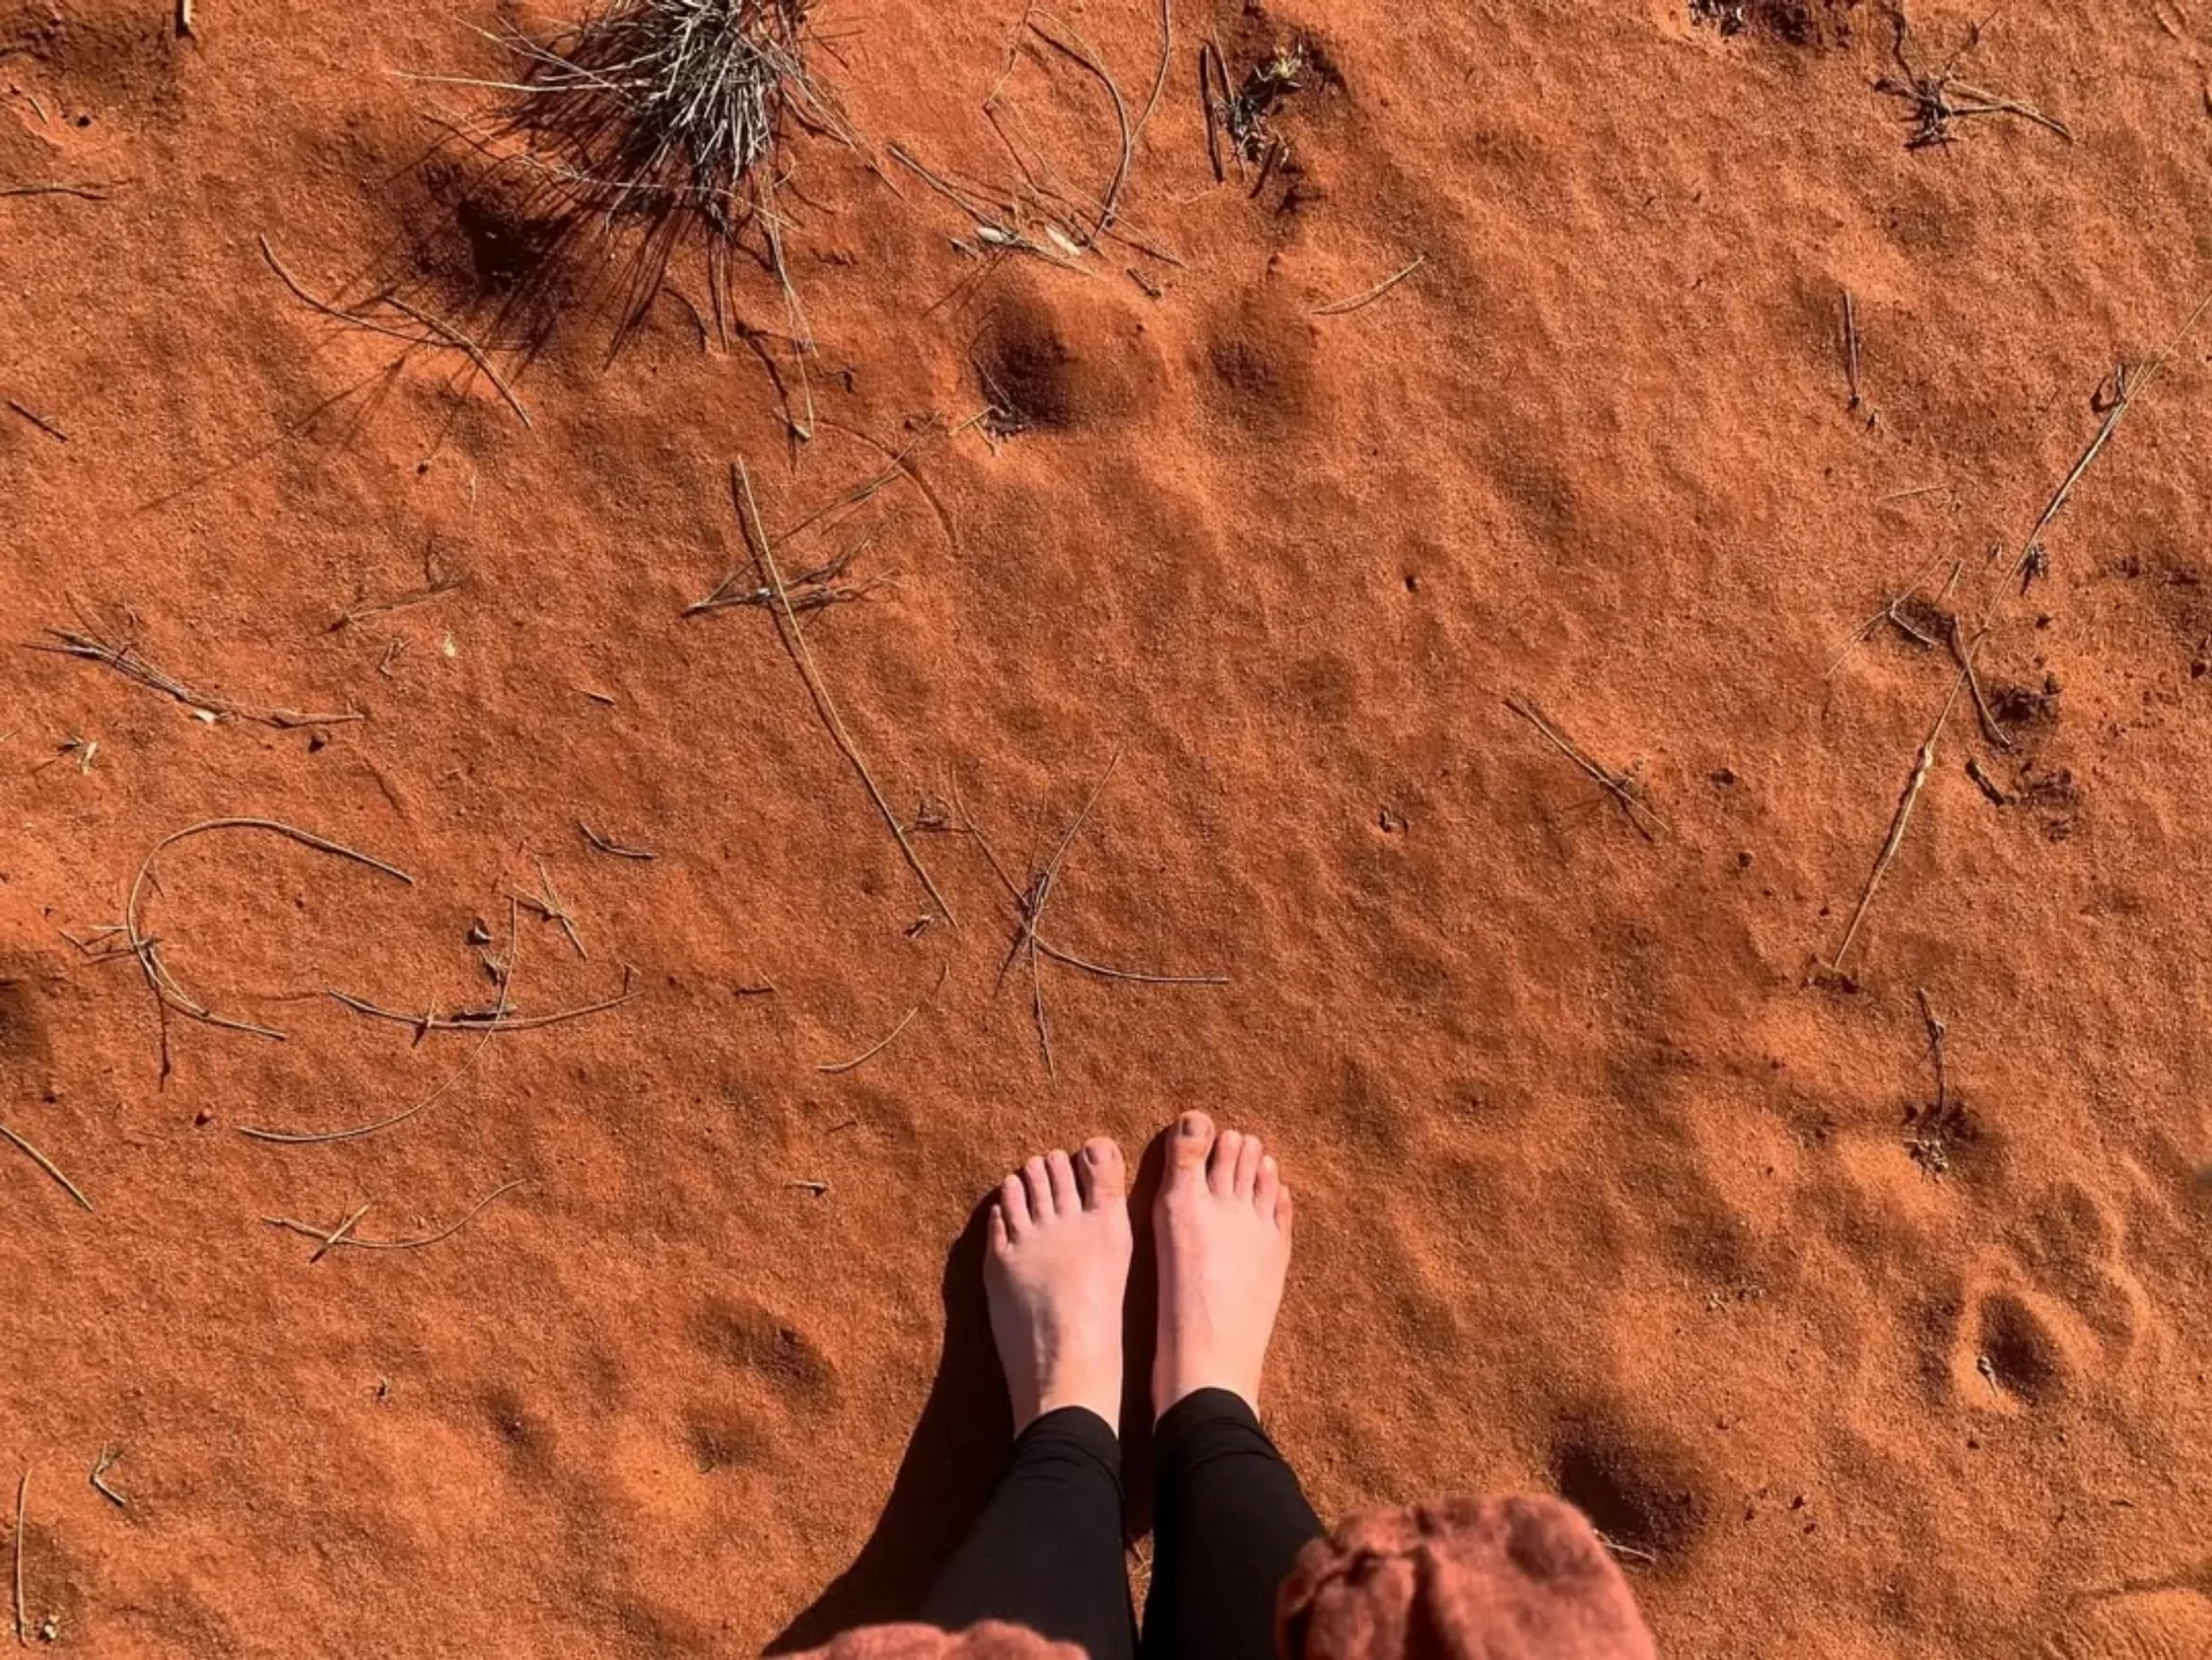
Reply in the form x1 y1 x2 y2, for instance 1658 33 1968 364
4 0 2212 1654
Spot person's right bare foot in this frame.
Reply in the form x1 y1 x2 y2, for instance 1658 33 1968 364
1151 1111 1294 1420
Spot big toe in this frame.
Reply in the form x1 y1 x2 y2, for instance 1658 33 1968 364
1166 1111 1217 1181
1078 1136 1128 1206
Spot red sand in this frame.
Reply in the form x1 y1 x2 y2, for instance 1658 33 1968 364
5 1 2212 1654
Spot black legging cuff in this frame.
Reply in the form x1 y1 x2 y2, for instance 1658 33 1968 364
918 1407 1136 1658
1142 1389 1323 1660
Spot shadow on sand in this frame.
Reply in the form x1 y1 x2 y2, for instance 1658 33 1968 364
766 1133 1173 1653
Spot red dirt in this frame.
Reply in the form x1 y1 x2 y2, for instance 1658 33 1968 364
5 1 2211 1655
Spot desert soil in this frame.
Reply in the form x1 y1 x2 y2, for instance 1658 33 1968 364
5 0 2212 1655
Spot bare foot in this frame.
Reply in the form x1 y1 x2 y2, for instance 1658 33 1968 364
1152 1111 1294 1420
985 1138 1133 1434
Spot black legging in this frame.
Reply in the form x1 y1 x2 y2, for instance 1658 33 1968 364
919 1388 1323 1659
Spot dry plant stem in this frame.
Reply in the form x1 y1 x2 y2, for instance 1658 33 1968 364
579 821 658 860
1949 619 2009 748
259 236 531 429
0 1124 92 1212
1823 551 1956 677
817 962 949 1073
1135 0 1173 138
1312 256 1426 316
1825 286 2212 971
87 1453 124 1510
310 1202 373 1263
2000 287 2212 596
4 401 65 442
238 901 518 1145
731 458 958 926
1830 672 1967 970
1918 987 1949 1113
1198 44 1224 181
11 1467 23 1649
0 181 115 200
325 974 637 1034
32 626 361 728
1504 696 1667 839
124 819 415 1080
1026 10 1133 245
265 1180 529 1253
1841 288 1864 410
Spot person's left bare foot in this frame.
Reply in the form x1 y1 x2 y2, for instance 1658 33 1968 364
985 1139 1132 1434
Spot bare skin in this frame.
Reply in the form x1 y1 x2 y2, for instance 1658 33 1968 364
982 1115 1294 1437
1150 1111 1293 1420
985 1139 1133 1433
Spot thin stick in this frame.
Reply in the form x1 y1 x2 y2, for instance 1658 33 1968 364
0 181 116 200
264 1180 529 1252
1830 671 1967 970
259 237 530 429
1312 256 1425 317
1135 0 1173 139
11 1467 23 1649
87 1452 124 1510
1917 988 1949 1115
519 855 586 958
1198 44 1224 181
732 459 957 926
1504 696 1668 839
1034 939 1226 984
309 1202 372 1263
324 975 636 1034
238 901 517 1144
122 819 414 1078
579 821 657 861
30 626 362 728
1949 619 2010 749
1027 11 1133 245
2004 289 2212 590
0 1124 92 1212
1841 288 1865 412
383 294 534 429
4 401 66 442
817 963 948 1074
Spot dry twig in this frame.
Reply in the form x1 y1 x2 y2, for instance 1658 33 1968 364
728 458 957 925
0 1124 92 1212
260 235 531 428
265 1180 530 1255
579 820 658 860
112 819 414 1082
1312 255 1424 317
817 962 948 1074
29 625 361 728
87 1452 125 1511
957 754 1225 1077
1876 12 2071 149
1505 696 1668 839
238 901 521 1144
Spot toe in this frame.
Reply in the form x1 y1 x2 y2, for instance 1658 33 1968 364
1209 1129 1243 1197
1023 1154 1055 1220
988 1200 1010 1254
1234 1132 1264 1199
1046 1148 1080 1213
1077 1137 1127 1206
1001 1173 1031 1235
1274 1181 1294 1236
1255 1154 1282 1216
1168 1111 1217 1180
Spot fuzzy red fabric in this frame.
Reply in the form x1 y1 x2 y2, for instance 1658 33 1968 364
787 1496 1654 1659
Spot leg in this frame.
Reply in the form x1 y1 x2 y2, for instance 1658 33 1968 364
920 1142 1137 1659
1141 1114 1318 1660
